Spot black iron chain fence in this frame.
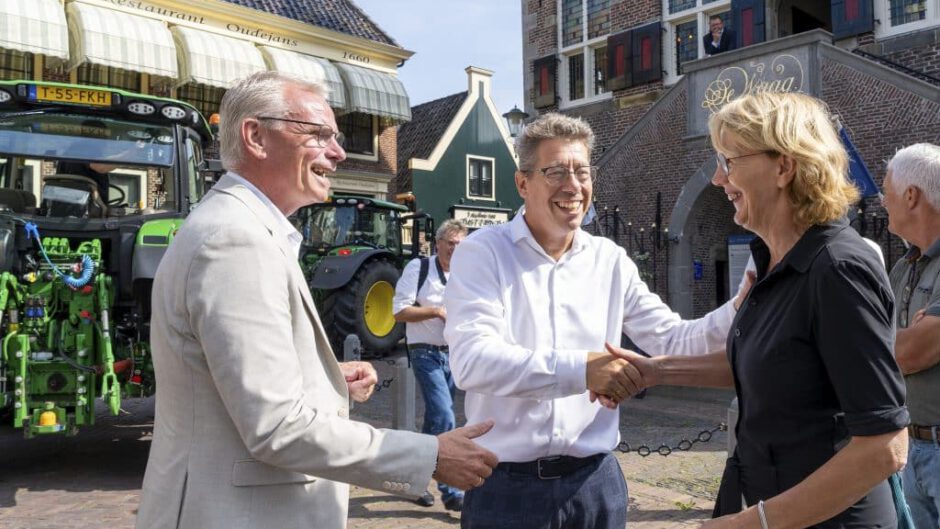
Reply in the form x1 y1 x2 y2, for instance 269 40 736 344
615 423 727 457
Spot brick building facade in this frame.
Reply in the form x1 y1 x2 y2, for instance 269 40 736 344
522 0 940 318
1 0 413 201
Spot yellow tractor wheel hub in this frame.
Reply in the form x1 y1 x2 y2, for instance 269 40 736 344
364 280 396 336
39 410 58 426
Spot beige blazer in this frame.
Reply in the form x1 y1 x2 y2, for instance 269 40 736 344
136 175 436 529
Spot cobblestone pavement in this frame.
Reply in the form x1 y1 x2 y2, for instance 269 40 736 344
0 357 734 529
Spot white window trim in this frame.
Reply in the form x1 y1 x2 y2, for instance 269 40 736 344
875 0 940 39
465 154 495 201
557 0 614 110
662 0 732 85
346 114 380 162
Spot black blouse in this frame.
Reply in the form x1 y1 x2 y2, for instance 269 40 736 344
718 219 909 528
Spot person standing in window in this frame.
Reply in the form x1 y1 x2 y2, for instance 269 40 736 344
703 15 736 56
882 143 940 529
393 219 470 513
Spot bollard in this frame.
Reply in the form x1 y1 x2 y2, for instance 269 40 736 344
343 335 361 410
392 350 416 431
727 396 738 454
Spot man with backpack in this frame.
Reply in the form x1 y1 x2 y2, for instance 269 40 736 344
393 219 470 512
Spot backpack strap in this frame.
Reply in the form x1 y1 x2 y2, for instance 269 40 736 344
414 257 430 306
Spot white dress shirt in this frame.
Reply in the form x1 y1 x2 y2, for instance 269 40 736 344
224 171 303 257
444 213 736 462
393 257 448 346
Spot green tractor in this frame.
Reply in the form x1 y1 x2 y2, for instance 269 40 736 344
0 80 212 436
296 195 434 357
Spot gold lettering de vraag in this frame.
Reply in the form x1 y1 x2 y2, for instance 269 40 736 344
701 54 804 113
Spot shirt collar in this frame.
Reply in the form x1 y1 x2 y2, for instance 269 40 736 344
750 218 849 277
905 235 940 262
225 171 303 256
509 207 589 258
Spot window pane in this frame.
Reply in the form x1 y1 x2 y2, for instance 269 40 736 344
177 84 226 119
482 161 492 197
675 20 698 73
562 0 583 47
593 46 608 95
568 53 585 100
703 0 722 3
889 0 926 25
337 112 374 156
469 160 481 196
0 50 33 81
587 0 610 39
668 0 697 15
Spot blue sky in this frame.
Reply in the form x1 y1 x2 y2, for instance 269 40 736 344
354 0 524 117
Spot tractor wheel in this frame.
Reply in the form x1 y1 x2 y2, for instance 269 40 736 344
321 258 404 358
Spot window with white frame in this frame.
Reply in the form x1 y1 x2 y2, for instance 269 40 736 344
663 0 732 84
467 156 494 200
337 112 377 160
558 0 611 108
876 0 940 37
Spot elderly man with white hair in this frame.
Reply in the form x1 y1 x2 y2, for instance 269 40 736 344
882 142 940 529
135 71 497 529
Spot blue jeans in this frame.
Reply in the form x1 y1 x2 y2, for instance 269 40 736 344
461 453 627 529
410 346 462 502
903 438 940 529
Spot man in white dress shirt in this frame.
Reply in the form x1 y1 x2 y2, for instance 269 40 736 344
393 219 469 511
444 112 740 528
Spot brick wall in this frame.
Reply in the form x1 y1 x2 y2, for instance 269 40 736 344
864 30 940 80
342 122 397 176
687 184 746 316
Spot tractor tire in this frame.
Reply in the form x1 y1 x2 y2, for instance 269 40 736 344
320 258 404 358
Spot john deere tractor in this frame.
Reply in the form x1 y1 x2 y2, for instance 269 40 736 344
296 196 433 357
0 80 212 436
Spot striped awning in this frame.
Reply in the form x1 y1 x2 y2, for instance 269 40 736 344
259 46 346 110
67 2 177 78
334 62 411 123
0 0 69 62
172 26 266 89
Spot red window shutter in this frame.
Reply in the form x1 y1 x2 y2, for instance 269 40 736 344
845 0 859 20
742 8 754 46
641 37 652 71
539 65 549 96
614 44 625 77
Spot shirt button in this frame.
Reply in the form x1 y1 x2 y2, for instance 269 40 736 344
734 328 741 337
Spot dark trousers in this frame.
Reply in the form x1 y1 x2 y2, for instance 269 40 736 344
461 453 627 529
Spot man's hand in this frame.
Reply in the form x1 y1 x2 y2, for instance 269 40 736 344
434 421 499 490
590 343 663 409
339 361 378 403
435 306 447 321
586 347 645 405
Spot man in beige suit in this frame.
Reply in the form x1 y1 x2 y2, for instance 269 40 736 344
136 72 498 529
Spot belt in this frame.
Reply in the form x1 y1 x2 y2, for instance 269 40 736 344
908 424 940 444
499 453 605 480
408 343 448 352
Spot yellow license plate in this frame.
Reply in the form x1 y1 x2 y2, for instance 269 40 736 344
30 85 112 107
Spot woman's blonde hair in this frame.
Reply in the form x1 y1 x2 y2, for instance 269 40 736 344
708 92 858 228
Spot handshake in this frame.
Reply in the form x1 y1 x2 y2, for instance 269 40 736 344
587 343 660 409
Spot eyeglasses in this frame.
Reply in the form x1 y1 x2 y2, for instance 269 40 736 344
532 165 597 186
257 116 345 148
715 151 775 175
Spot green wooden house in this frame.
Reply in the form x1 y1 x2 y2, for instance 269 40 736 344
396 66 519 229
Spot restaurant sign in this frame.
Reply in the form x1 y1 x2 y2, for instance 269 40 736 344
452 207 510 229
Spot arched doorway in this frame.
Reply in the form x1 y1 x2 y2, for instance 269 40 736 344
667 157 748 318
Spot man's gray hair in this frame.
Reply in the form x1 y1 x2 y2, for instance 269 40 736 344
436 219 468 240
514 112 594 172
219 71 330 170
887 143 940 211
